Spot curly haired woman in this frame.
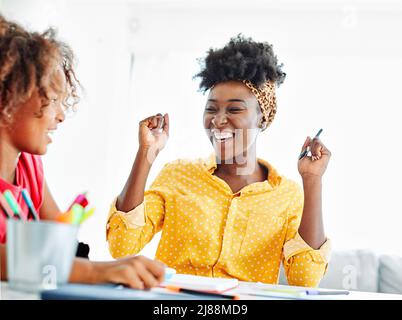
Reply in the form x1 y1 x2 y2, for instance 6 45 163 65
0 15 165 289
107 35 332 287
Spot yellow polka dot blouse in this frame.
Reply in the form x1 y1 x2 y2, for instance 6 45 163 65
106 155 331 287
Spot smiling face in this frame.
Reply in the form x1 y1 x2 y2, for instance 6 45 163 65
6 66 67 155
203 81 264 163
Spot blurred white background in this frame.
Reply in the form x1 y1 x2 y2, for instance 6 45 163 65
1 0 402 261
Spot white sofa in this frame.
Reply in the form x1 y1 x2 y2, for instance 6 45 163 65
278 249 402 294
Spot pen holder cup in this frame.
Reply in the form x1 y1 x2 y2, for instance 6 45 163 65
6 219 79 292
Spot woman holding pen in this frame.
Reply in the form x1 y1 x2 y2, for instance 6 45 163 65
107 35 332 287
0 15 165 289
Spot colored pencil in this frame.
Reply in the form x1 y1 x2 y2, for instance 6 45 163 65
3 190 22 219
21 189 40 221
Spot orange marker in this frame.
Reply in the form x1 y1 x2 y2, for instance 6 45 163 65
56 210 74 224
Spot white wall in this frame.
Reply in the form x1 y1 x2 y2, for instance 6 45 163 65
1 0 402 260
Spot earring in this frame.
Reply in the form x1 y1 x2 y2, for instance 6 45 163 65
259 120 268 131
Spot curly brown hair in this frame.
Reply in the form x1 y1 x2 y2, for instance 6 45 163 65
0 15 80 125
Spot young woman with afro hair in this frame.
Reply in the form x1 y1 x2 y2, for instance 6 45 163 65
107 35 332 287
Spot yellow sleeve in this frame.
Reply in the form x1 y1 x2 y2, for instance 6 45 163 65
282 184 332 287
106 164 172 258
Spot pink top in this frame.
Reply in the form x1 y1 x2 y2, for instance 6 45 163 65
0 152 44 243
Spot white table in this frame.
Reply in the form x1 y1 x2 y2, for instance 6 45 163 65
2 281 402 300
1 282 39 300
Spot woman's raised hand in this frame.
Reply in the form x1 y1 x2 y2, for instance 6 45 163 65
138 113 169 163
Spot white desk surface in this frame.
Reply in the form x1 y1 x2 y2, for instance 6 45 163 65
2 281 402 300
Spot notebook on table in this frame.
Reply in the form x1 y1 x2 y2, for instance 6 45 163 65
236 282 349 300
160 274 239 293
40 283 219 300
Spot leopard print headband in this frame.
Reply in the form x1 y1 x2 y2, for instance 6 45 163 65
243 80 277 130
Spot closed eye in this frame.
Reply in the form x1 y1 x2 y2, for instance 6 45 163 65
228 107 245 113
205 106 216 112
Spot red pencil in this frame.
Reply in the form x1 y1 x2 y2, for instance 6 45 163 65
67 192 88 211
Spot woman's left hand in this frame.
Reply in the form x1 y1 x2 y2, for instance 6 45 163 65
298 136 331 179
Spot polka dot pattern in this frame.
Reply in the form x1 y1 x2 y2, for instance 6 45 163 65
106 154 331 286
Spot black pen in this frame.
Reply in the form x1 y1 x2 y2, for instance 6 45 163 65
298 128 323 160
